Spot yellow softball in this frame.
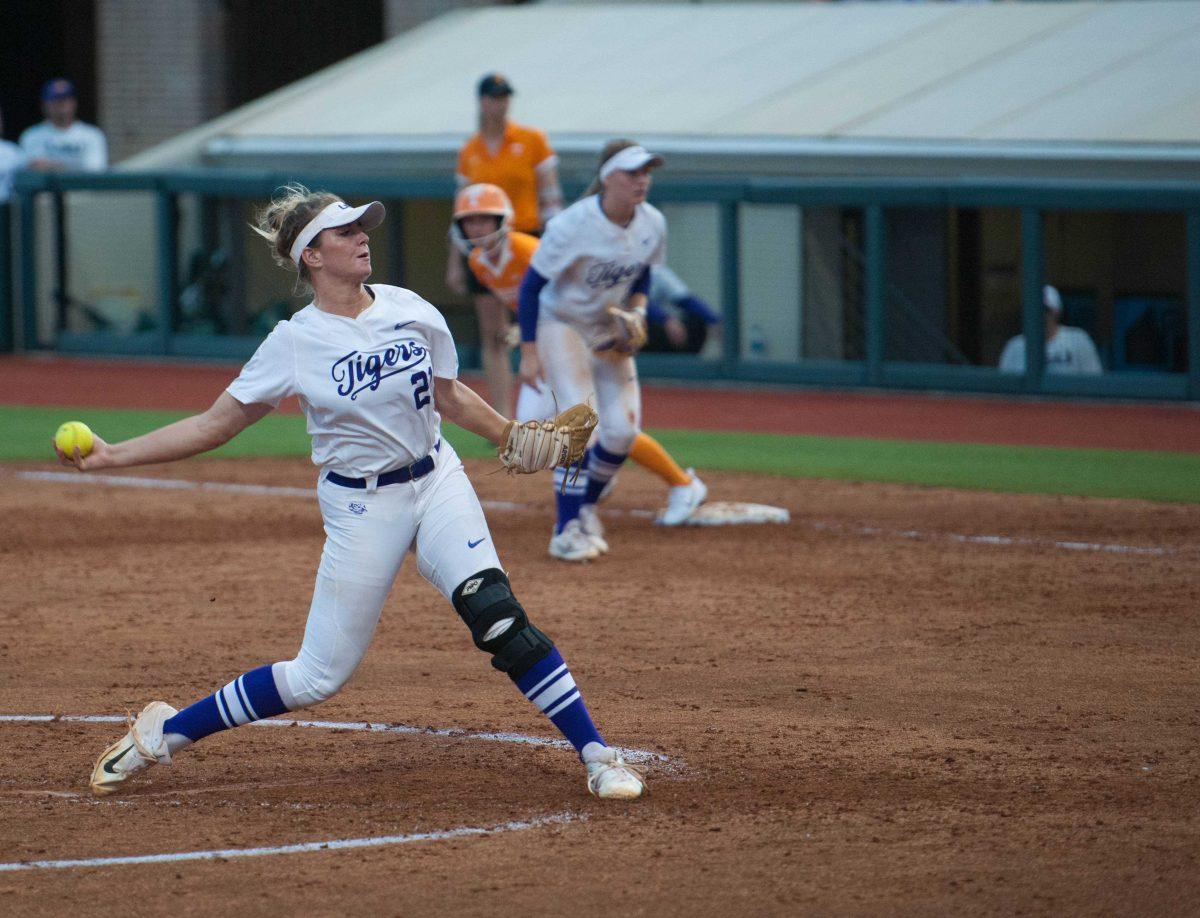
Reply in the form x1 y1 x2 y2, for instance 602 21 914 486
55 421 95 458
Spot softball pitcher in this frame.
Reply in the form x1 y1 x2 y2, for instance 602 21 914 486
516 140 690 562
62 185 644 800
451 182 706 529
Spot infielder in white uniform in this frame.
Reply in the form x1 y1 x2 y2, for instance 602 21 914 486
517 140 667 562
63 185 644 800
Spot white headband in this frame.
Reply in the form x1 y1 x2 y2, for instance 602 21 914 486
290 200 386 265
598 145 664 182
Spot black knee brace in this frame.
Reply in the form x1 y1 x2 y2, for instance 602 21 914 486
452 569 553 679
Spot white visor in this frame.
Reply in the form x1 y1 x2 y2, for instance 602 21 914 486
598 145 664 182
290 200 386 265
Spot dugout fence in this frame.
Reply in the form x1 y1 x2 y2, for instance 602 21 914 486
5 169 1200 402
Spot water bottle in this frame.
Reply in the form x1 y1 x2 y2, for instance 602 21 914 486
748 323 768 359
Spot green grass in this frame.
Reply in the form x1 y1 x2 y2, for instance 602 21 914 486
6 404 1199 503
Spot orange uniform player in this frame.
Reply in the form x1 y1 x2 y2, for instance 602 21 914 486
446 74 564 417
469 229 540 310
457 123 555 235
451 183 706 527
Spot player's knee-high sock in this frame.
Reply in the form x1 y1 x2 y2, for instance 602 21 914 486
582 442 626 506
513 647 604 757
161 663 290 754
553 460 588 533
629 433 691 487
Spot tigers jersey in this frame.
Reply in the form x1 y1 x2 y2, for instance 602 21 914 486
468 231 539 311
457 123 556 233
530 195 667 336
226 285 458 477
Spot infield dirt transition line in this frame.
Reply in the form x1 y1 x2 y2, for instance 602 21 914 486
0 714 673 767
0 811 581 873
10 469 1181 557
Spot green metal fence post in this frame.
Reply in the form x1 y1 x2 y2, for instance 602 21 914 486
1020 208 1045 390
19 190 39 349
156 190 179 353
0 203 11 352
865 204 886 386
719 200 740 377
1188 211 1200 400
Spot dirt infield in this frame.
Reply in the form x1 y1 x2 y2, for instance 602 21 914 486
1 458 1197 915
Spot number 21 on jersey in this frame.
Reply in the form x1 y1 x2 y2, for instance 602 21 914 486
411 370 431 409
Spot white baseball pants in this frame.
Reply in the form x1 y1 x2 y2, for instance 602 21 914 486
535 313 641 455
275 443 503 709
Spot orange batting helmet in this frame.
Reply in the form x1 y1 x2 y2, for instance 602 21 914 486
450 183 514 254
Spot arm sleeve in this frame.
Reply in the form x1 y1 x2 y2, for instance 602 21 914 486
531 128 555 167
85 128 108 171
646 300 670 326
422 303 460 379
1077 331 1104 375
653 265 687 300
18 128 39 158
455 141 473 189
517 267 548 343
529 215 575 278
998 336 1024 374
678 295 721 325
648 209 668 267
631 265 651 299
226 324 297 408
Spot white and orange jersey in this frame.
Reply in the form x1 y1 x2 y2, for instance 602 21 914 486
468 231 540 311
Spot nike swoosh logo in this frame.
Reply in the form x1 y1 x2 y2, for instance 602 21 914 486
394 321 415 330
103 744 134 775
468 537 486 548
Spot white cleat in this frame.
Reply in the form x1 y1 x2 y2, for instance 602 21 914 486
90 701 177 797
657 470 708 526
549 519 601 562
577 504 609 554
585 748 646 800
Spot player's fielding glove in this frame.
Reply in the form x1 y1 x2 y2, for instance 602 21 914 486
595 304 648 356
497 403 598 477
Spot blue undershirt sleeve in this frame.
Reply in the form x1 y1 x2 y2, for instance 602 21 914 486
517 267 548 343
631 265 651 300
678 294 721 325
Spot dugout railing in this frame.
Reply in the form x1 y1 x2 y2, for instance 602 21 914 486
6 169 1200 402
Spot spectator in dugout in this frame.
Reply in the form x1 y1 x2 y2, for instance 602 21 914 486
446 73 563 415
19 78 108 172
999 284 1103 376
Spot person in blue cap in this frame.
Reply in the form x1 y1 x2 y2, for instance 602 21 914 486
19 78 108 172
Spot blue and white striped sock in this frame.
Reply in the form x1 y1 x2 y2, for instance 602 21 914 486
162 663 290 747
514 648 604 756
582 442 626 506
554 464 588 534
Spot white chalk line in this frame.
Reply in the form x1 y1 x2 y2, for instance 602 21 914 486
0 780 325 801
809 522 1176 556
11 469 1182 557
0 714 672 767
0 811 580 873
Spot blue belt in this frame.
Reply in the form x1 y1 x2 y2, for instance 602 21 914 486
325 443 439 489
